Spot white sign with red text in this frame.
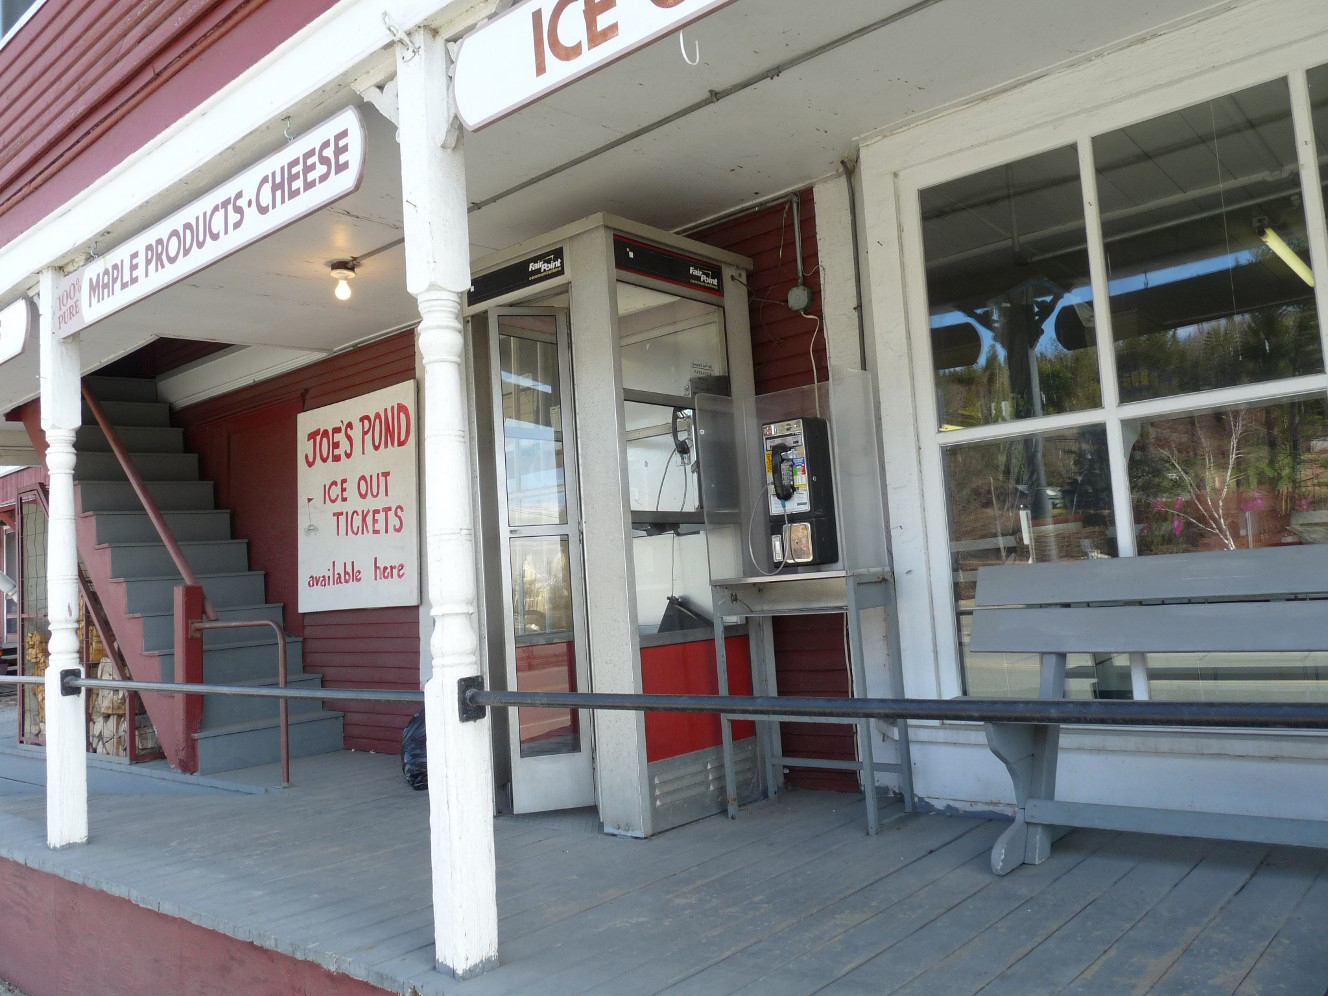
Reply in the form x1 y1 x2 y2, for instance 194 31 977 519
453 0 737 130
297 381 420 613
53 107 366 338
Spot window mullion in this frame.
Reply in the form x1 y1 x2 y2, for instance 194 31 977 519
1077 137 1137 557
1288 68 1328 382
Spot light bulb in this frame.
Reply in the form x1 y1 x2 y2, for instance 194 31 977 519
329 260 356 302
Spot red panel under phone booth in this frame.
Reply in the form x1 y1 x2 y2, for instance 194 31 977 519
641 636 755 764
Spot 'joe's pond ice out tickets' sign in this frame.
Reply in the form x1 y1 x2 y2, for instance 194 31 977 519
297 381 420 613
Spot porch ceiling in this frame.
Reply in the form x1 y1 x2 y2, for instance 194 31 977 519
0 0 1226 415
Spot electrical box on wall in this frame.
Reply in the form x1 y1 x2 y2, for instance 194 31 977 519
762 416 838 566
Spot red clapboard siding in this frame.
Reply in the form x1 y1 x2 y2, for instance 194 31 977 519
176 330 422 753
0 466 46 507
693 192 857 791
0 0 340 251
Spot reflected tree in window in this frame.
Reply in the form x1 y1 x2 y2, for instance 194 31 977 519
1131 400 1328 554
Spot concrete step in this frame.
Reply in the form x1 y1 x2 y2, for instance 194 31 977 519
75 450 199 482
76 424 185 454
81 398 173 428
150 636 306 684
201 674 328 728
122 571 267 614
87 508 231 544
139 602 285 653
84 375 159 403
106 539 249 578
78 479 216 513
193 712 344 775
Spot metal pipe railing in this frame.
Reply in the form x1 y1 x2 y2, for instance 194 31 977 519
461 688 1328 729
80 385 217 622
190 619 292 785
8 672 1328 727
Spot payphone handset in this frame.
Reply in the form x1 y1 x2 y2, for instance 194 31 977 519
761 417 839 567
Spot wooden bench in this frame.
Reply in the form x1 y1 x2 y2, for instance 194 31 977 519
969 544 1328 875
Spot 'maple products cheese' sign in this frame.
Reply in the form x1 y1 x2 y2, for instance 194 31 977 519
54 108 366 338
297 381 420 613
454 0 736 130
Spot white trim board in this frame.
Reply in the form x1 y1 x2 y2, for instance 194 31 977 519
0 0 497 310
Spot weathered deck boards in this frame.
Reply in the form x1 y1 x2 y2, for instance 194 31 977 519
0 747 1324 995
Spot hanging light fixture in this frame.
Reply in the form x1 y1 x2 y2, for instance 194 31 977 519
1254 218 1315 288
329 259 357 301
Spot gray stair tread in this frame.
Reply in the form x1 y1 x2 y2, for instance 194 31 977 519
79 479 214 498
101 539 241 550
84 376 160 402
83 509 229 518
125 570 263 583
193 710 343 739
148 634 304 655
138 600 284 616
77 426 184 451
217 674 322 688
81 400 172 426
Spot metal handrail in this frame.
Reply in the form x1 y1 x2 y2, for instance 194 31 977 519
8 671 1328 728
190 619 291 786
80 384 217 621
461 688 1328 729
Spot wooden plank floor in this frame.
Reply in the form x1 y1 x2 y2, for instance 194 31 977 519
0 748 1325 995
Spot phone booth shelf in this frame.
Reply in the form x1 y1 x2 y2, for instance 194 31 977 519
695 368 913 834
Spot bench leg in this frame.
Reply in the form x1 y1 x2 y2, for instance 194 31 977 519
985 721 1062 875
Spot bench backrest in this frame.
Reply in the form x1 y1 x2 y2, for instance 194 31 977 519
970 546 1328 655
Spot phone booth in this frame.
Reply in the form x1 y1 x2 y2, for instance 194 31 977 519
466 214 763 836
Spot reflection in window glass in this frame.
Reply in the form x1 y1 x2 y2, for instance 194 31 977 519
617 283 727 397
623 401 697 514
944 427 1116 696
1129 398 1328 554
921 146 1102 429
509 537 579 757
632 527 711 634
1095 78 1322 402
1311 64 1328 234
498 318 567 527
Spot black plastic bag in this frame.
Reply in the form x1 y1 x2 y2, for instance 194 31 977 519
401 708 428 791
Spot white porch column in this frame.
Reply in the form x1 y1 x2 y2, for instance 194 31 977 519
38 265 88 848
394 28 498 979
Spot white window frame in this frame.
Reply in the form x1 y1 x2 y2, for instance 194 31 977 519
860 0 1328 702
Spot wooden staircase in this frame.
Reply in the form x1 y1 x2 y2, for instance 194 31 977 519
41 375 344 774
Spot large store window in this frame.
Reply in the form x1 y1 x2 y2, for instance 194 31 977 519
923 67 1328 701
1096 78 1321 401
924 146 1102 429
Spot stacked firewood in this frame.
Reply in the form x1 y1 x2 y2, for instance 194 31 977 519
20 620 161 757
22 629 48 740
87 657 127 757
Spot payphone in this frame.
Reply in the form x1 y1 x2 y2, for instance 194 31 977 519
762 416 838 566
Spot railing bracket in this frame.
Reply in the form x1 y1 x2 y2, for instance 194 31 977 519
458 675 486 722
59 668 82 697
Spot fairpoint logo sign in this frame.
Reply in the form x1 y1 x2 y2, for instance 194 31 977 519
454 0 737 130
54 108 366 338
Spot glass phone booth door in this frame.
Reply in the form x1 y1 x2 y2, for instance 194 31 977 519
487 308 595 813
